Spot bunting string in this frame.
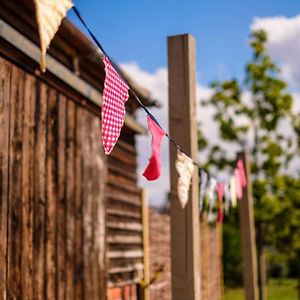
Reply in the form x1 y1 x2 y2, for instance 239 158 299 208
33 2 250 220
72 5 250 218
72 6 204 163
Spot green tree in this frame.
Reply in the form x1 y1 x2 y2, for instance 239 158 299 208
199 30 300 300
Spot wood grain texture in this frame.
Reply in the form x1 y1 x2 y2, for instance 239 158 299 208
168 34 200 300
45 88 58 299
91 116 106 299
33 82 47 300
238 151 259 300
82 111 93 298
65 100 76 300
7 65 24 299
74 106 83 299
21 72 36 300
0 57 10 300
56 94 67 300
0 53 139 298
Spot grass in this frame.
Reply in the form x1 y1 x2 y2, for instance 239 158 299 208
224 279 298 300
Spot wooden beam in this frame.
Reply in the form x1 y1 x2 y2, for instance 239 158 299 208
0 18 146 134
238 150 259 300
107 250 143 259
168 34 201 300
141 189 150 300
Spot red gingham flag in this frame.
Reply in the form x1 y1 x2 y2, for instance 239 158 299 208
101 56 129 154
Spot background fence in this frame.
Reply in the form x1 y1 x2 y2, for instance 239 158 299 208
149 208 223 300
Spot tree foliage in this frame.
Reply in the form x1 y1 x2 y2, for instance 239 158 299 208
199 30 300 285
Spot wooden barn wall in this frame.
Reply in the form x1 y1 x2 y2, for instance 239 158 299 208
0 56 107 300
148 209 223 300
106 136 144 287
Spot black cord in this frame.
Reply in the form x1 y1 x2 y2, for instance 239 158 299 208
72 5 226 179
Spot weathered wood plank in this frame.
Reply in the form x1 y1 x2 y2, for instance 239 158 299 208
238 151 259 300
107 188 141 207
115 140 137 155
21 72 36 300
107 158 136 175
0 57 10 300
82 110 93 298
107 235 142 245
107 181 141 196
45 87 58 299
65 99 76 300
74 106 83 299
109 146 137 168
108 250 143 259
168 34 200 300
91 115 106 299
7 65 24 299
90 116 98 300
56 94 67 300
106 208 141 220
108 264 143 274
33 81 47 300
108 164 137 182
108 172 137 189
107 222 143 232
141 189 150 300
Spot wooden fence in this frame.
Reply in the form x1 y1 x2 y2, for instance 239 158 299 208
148 209 223 300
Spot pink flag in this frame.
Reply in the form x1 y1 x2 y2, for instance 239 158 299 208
237 159 247 188
217 183 224 223
101 56 129 155
235 168 243 200
143 116 165 181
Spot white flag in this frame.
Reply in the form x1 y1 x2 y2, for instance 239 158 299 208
175 151 194 209
34 0 74 72
207 178 217 223
230 176 237 208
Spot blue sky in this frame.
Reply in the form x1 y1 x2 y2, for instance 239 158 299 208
70 0 299 85
69 1 300 205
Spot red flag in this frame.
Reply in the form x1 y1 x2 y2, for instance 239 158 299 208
217 183 224 223
101 56 129 155
143 116 165 181
237 159 247 188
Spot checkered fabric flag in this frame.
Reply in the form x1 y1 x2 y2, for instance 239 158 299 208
101 56 129 155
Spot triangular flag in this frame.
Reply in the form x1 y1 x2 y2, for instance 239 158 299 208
224 183 230 215
207 178 217 223
34 0 74 72
217 183 224 223
175 151 194 208
101 56 129 155
230 176 237 208
237 159 247 188
235 168 243 200
199 170 208 212
143 116 165 181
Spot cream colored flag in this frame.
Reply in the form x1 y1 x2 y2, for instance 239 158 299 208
230 176 237 208
34 0 74 72
207 178 217 223
175 151 195 209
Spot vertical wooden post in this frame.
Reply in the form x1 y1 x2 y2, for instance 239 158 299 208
141 189 150 300
257 226 267 300
168 34 200 300
238 150 259 300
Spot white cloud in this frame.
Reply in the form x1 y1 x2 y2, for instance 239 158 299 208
251 15 300 91
250 16 300 173
121 62 214 207
121 16 300 205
